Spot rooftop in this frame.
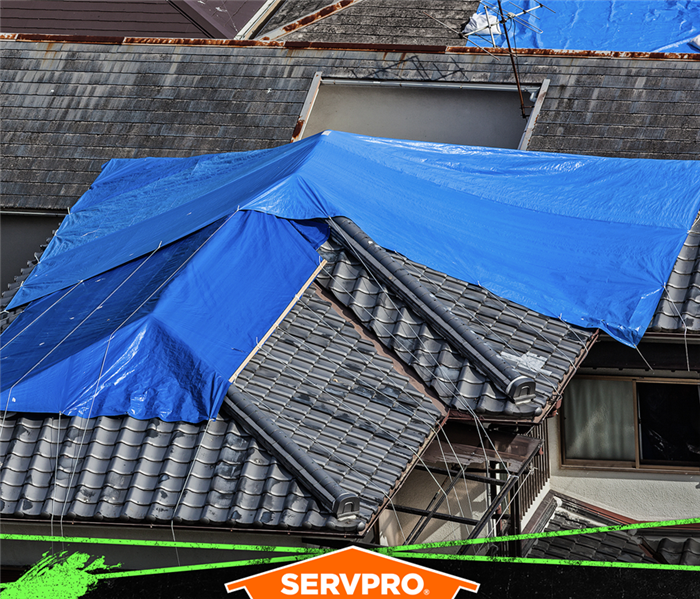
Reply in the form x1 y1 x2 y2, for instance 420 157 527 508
1 28 699 541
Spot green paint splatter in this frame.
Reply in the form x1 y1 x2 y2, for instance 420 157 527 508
378 516 700 553
386 552 700 571
1 551 118 599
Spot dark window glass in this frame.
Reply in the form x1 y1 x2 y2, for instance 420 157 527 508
637 383 700 466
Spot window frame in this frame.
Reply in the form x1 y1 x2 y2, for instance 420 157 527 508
559 375 700 474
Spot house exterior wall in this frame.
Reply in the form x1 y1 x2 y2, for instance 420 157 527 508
547 416 700 521
302 83 527 148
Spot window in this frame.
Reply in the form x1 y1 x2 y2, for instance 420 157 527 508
561 377 700 470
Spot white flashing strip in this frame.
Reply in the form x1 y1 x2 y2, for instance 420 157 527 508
229 259 328 382
519 78 550 150
321 78 540 95
235 0 285 40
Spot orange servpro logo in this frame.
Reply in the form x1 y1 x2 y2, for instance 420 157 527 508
224 546 479 598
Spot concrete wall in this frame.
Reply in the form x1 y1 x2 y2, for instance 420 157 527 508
303 84 527 149
547 417 700 521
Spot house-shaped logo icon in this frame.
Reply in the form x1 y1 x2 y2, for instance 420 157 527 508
225 546 479 598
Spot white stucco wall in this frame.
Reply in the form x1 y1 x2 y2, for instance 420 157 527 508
547 417 700 521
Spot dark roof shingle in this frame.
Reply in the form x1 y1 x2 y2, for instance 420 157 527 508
260 0 479 45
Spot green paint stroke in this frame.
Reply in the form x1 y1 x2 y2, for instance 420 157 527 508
3 516 698 597
387 551 700 572
0 547 328 598
1 551 119 599
96 551 325 580
379 516 700 553
0 533 324 554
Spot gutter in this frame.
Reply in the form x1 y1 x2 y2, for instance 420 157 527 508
2 32 699 61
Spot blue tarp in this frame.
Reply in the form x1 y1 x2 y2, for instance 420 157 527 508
1 212 326 422
469 1 700 53
3 131 700 422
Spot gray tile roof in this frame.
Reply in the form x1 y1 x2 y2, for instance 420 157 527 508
259 0 479 45
317 235 594 419
0 277 441 532
0 412 334 529
526 507 656 564
527 497 700 566
648 537 700 566
232 285 443 521
650 217 700 333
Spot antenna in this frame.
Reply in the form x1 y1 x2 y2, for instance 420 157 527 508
462 1 554 118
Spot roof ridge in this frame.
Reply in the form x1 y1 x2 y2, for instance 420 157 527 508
258 0 364 41
222 387 361 522
329 216 536 404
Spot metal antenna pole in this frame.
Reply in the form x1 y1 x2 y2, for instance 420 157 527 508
497 0 527 118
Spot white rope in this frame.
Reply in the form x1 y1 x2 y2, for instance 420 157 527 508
57 213 238 538
387 496 408 545
321 238 512 474
57 242 168 535
634 344 654 372
50 411 62 553
170 418 213 567
0 281 82 351
663 284 691 371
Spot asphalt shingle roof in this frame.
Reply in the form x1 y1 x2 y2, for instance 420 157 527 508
259 0 332 35
3 39 699 212
259 0 480 45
